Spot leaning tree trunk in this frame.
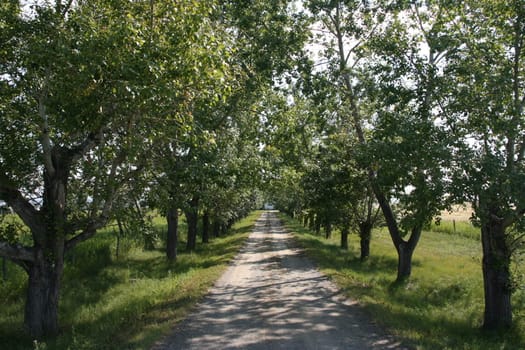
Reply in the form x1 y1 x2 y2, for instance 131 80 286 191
166 207 178 261
481 217 512 329
372 187 422 282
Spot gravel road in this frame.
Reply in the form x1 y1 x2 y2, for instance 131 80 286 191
152 211 407 350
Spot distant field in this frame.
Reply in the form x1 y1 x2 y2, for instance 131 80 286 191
435 204 479 240
439 204 474 222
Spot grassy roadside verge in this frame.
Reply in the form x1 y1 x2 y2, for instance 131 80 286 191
279 213 525 350
0 211 262 350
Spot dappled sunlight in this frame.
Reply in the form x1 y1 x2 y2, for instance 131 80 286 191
153 211 406 350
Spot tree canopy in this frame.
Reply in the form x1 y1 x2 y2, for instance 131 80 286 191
1 0 524 339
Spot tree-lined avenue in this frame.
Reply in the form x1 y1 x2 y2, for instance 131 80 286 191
152 211 406 350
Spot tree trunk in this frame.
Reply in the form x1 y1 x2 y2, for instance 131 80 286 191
23 160 68 338
396 243 412 281
340 224 349 250
315 216 321 235
185 212 198 251
324 221 332 239
359 221 372 261
166 207 178 261
212 220 220 238
116 218 125 259
185 197 199 251
372 186 421 282
202 211 210 244
308 213 315 230
360 237 370 262
481 217 512 329
24 246 63 339
396 234 420 282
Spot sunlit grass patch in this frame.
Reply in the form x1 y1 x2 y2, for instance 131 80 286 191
280 213 525 350
0 211 262 350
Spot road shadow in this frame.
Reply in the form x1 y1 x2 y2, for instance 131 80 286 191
152 211 409 350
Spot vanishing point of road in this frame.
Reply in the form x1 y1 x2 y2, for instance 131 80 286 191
152 211 407 350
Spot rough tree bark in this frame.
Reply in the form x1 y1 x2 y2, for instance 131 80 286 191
22 151 70 337
24 247 63 338
481 213 512 329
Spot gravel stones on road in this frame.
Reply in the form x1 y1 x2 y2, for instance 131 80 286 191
152 211 407 350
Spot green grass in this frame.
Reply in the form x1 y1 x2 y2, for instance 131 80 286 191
280 214 525 350
0 211 262 350
430 219 480 240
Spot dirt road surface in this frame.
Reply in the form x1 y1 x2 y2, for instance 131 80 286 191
152 211 407 350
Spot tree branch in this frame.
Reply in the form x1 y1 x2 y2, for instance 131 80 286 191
517 136 525 162
39 94 56 178
60 0 75 17
0 179 43 235
502 204 525 229
0 241 34 262
68 128 105 165
65 148 129 252
412 4 430 45
65 218 106 252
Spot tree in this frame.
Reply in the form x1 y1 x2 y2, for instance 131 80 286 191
146 0 308 257
447 0 525 329
306 0 456 281
0 0 214 337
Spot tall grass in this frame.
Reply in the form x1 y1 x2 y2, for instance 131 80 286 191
0 211 261 350
280 214 525 350
430 219 480 240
